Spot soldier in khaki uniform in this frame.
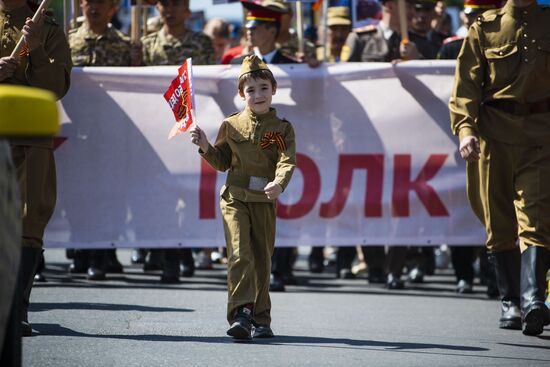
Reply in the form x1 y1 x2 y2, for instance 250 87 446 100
315 6 352 63
141 0 214 66
190 55 296 341
67 0 131 281
450 0 550 336
139 0 214 283
0 0 71 337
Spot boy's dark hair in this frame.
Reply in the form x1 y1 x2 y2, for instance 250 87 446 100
238 69 277 94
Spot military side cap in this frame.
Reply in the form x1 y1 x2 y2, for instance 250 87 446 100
327 6 351 26
239 54 271 79
241 0 287 28
464 0 503 14
0 85 58 136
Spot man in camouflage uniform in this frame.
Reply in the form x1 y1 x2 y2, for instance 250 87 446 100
450 0 550 336
140 0 214 283
0 0 72 336
67 0 131 281
141 0 214 66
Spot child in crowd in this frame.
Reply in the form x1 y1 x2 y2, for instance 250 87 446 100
190 55 296 340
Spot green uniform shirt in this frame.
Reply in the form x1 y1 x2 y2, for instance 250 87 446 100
449 2 550 145
201 107 296 203
69 22 131 66
0 4 72 148
141 27 215 65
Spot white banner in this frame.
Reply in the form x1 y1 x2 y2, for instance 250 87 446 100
45 61 486 248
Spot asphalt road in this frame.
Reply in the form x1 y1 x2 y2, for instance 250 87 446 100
23 249 550 367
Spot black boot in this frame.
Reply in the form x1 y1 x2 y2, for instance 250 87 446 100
180 248 195 278
87 250 106 281
161 249 180 283
490 249 521 330
308 247 325 273
19 247 42 337
520 246 550 336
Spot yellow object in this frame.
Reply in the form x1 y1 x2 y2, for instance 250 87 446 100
0 85 59 136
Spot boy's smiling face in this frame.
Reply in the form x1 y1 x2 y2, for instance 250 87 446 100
240 77 276 115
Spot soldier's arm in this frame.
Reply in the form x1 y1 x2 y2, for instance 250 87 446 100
200 121 232 171
25 20 71 100
273 121 296 191
449 24 484 141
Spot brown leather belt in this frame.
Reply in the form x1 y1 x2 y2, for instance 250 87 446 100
484 99 550 116
226 171 270 191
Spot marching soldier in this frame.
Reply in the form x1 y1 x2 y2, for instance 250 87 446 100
450 0 550 335
0 0 72 336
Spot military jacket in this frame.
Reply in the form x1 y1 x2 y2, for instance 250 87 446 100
449 2 550 145
69 23 131 66
0 4 72 148
341 22 401 62
141 28 215 65
201 107 296 203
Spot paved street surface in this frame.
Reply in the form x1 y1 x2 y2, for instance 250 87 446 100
24 249 550 367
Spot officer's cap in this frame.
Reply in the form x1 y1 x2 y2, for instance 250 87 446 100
239 55 272 79
463 0 502 14
327 6 351 27
241 0 288 28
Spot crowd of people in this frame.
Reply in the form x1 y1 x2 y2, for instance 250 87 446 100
1 0 550 355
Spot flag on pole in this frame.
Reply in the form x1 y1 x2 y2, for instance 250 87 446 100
164 58 195 139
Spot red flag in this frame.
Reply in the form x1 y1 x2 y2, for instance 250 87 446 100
164 58 195 139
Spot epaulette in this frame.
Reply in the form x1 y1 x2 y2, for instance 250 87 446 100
476 8 503 25
443 35 464 45
353 24 377 34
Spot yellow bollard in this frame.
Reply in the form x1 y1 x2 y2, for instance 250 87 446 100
0 85 59 136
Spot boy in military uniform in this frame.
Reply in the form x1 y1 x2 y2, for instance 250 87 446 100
190 55 296 340
67 0 132 281
450 0 550 336
0 0 72 336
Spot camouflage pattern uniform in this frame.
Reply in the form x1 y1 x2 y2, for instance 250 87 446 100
141 27 215 65
69 23 131 66
277 29 316 61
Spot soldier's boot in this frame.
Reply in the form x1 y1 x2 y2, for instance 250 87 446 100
180 248 195 278
87 250 106 281
33 253 46 282
490 248 521 330
520 246 550 336
227 306 253 341
69 249 89 274
161 249 180 284
19 247 42 337
105 249 123 273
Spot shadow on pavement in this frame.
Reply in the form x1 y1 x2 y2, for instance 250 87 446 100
29 302 194 313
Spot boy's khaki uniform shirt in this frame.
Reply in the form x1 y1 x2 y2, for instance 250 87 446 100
141 28 215 65
200 107 296 201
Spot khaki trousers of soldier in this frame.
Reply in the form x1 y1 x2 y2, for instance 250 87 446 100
11 146 56 249
220 191 276 326
467 137 550 253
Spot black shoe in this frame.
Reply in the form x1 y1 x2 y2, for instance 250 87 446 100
520 246 550 336
269 274 285 292
456 279 473 294
253 325 274 338
34 272 46 282
408 267 424 283
87 266 106 281
131 249 147 264
338 268 355 279
227 312 252 340
283 273 297 285
21 321 33 337
160 272 180 284
69 250 89 274
308 247 325 273
181 263 195 277
386 274 404 290
490 249 522 330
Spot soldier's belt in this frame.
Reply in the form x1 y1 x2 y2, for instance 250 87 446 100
484 99 550 116
226 171 269 191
